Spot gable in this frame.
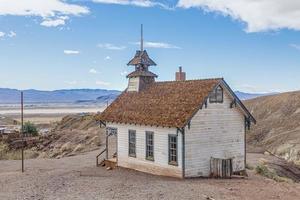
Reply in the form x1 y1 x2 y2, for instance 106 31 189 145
184 80 255 128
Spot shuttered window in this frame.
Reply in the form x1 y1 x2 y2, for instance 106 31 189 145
128 130 136 157
168 135 178 166
209 86 223 103
146 131 154 161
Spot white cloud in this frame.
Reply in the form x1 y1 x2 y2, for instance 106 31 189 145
96 80 111 86
89 68 99 74
0 31 17 39
64 50 80 55
0 0 89 27
92 0 171 9
41 16 69 27
98 43 126 50
177 0 300 33
290 43 300 51
7 31 16 38
131 41 180 49
105 56 111 60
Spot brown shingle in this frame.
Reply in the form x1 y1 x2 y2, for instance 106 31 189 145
96 78 222 128
127 70 158 78
127 50 157 66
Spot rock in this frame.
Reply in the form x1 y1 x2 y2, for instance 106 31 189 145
49 148 60 158
31 147 37 151
37 152 48 159
89 136 101 146
60 142 72 153
73 144 84 152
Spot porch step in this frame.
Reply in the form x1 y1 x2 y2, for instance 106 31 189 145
102 158 117 170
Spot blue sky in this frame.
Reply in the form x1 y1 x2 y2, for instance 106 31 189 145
1 0 300 93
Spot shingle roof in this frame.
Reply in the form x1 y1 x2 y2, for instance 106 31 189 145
127 50 157 66
96 78 222 128
127 70 158 78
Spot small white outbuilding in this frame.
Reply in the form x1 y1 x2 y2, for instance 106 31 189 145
97 28 255 178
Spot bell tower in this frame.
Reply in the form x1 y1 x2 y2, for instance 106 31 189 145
126 25 157 92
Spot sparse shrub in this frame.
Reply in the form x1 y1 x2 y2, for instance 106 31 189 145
0 146 39 160
255 164 291 182
23 122 38 136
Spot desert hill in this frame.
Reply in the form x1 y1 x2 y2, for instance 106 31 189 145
0 115 18 126
0 114 105 160
245 91 300 163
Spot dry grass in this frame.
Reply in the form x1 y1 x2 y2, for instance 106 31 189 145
255 163 293 183
0 143 39 160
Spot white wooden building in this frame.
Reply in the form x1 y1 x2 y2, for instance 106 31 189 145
97 27 255 178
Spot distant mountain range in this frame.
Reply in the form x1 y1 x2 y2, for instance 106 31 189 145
0 88 121 104
234 91 278 100
0 88 275 104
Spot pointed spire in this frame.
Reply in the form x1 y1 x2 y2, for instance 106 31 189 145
141 24 144 51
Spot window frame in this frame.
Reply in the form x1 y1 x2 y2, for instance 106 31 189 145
106 127 117 136
128 130 136 157
168 134 178 166
145 131 154 161
209 85 224 103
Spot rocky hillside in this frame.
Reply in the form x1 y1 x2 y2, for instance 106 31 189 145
0 114 105 160
245 91 300 164
37 114 105 159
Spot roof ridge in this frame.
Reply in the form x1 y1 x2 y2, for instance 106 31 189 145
155 78 223 84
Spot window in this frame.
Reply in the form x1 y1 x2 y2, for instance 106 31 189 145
146 131 154 161
128 130 136 157
209 86 223 103
168 135 178 166
106 127 117 136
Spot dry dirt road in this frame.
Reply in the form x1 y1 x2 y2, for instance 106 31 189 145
1 151 300 200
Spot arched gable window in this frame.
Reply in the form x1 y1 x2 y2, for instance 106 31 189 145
209 86 223 103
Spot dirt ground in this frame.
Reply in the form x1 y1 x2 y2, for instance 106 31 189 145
1 151 300 200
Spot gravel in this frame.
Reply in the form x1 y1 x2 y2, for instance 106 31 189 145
1 151 300 200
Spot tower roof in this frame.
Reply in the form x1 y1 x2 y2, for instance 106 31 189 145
127 50 157 66
126 70 158 78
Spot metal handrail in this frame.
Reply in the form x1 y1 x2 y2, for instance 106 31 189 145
96 148 107 166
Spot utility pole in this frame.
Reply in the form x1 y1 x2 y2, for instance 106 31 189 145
21 91 24 173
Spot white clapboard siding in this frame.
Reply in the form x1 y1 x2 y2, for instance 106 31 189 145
107 123 183 178
127 77 139 92
185 89 245 177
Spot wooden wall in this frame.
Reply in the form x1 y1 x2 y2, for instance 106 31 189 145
127 77 139 92
185 88 245 177
107 123 183 178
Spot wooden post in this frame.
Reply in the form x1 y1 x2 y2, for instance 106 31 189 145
21 91 24 173
105 128 108 160
106 136 108 159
